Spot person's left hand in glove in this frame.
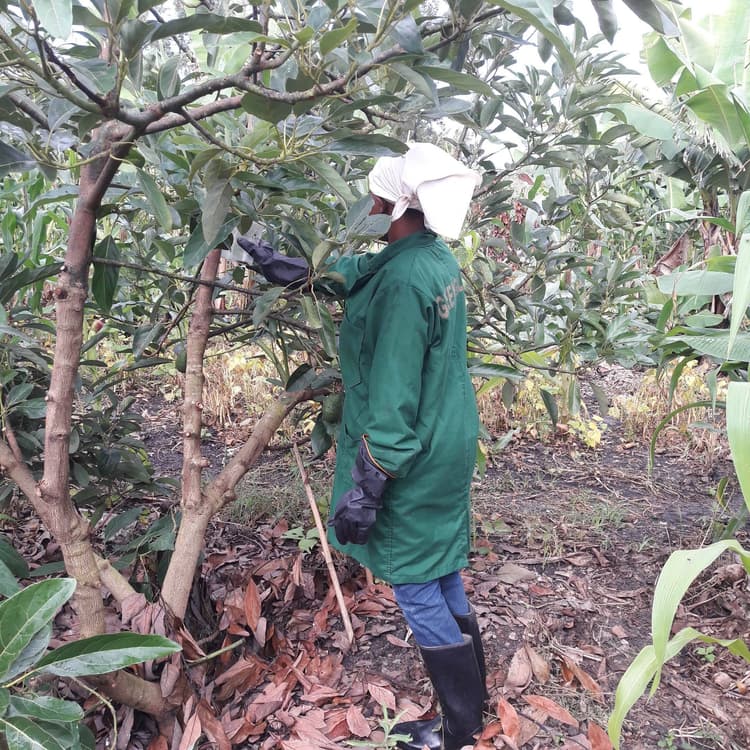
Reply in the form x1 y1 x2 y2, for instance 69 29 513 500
329 439 390 545
236 236 310 288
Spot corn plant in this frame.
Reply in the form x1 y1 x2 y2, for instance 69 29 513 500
608 188 750 747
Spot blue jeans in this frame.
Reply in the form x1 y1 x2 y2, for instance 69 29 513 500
392 571 470 647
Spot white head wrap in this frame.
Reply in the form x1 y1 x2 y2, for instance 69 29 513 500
367 142 481 240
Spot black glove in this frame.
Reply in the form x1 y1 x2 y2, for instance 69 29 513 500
329 439 389 545
236 237 310 288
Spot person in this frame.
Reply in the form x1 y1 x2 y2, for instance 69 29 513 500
238 142 486 750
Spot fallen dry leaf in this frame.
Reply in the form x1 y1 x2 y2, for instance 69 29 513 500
346 704 371 737
497 696 520 745
497 562 537 585
245 681 290 723
479 720 504 741
177 710 202 750
560 655 604 702
559 734 591 749
588 721 614 750
504 646 532 693
525 644 550 684
367 682 397 712
244 578 261 630
196 700 231 750
385 633 413 649
529 583 556 596
523 694 579 728
517 716 541 746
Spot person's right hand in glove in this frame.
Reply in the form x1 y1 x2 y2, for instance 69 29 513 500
329 439 390 545
237 236 310 288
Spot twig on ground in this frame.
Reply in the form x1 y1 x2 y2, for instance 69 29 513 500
292 443 355 649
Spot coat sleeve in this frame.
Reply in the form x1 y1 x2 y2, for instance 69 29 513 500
361 281 433 478
321 254 370 297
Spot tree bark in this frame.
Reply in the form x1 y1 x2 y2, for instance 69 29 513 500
37 123 135 638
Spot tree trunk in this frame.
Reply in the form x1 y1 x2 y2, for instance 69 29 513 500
38 123 134 638
160 250 315 619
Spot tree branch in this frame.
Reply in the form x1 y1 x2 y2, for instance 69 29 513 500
7 91 49 129
0 439 37 504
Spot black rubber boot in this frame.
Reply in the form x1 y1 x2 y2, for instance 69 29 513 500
454 608 489 704
394 634 484 750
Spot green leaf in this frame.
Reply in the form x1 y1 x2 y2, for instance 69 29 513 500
319 304 337 359
346 214 390 241
0 715 72 750
467 362 524 381
320 17 358 56
92 236 120 314
609 626 750 749
120 19 154 59
486 0 575 72
620 0 670 34
252 287 284 326
0 141 36 176
149 13 262 42
727 382 750 513
36 633 181 677
8 696 83 723
202 159 233 247
591 0 617 43
684 85 748 147
650 540 750 691
157 57 182 99
656 270 735 297
33 0 73 39
6 383 32 407
345 194 375 234
312 240 334 270
671 333 750 362
183 217 238 268
615 103 674 140
310 418 332 458
553 1 575 25
326 135 408 157
0 579 75 683
0 560 19 598
137 170 171 231
241 92 293 124
540 389 558 429
710 0 750 87
16 399 46 419
132 322 164 359
2 624 52 683
645 35 683 85
286 363 315 392
300 156 355 203
104 506 144 541
728 233 750 357
0 536 27 579
390 62 439 104
389 15 423 53
414 65 494 97
736 190 750 236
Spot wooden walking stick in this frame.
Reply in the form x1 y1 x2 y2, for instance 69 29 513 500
292 444 355 647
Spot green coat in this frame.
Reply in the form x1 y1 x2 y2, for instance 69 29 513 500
327 230 479 584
